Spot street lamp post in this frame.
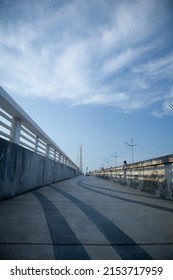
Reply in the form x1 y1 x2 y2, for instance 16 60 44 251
111 152 118 167
125 139 137 163
105 159 110 168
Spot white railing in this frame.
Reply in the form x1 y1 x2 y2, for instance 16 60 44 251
0 86 79 170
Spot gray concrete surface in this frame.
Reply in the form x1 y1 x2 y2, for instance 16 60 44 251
0 175 173 260
0 138 81 200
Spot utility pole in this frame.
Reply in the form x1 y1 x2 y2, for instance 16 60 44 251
111 152 118 167
125 139 137 163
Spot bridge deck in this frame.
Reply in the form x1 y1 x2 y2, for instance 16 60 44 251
0 175 173 260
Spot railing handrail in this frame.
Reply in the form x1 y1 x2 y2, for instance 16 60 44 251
0 86 78 170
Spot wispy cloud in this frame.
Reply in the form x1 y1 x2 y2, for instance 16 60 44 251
0 0 173 116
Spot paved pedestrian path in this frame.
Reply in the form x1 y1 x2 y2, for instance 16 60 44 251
0 175 173 259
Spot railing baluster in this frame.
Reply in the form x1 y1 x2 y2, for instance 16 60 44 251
0 86 79 171
11 117 22 144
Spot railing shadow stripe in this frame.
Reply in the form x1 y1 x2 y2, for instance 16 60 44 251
33 190 90 260
51 186 152 260
78 180 173 213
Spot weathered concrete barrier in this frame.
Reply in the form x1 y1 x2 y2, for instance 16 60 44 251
0 138 81 201
92 155 173 200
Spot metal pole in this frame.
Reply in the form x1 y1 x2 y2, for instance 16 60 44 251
125 138 137 163
111 152 118 167
105 159 110 168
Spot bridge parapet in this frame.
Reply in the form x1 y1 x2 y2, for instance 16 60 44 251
92 155 173 200
0 86 77 170
0 87 81 200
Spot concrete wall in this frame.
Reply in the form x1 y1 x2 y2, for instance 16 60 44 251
92 155 173 200
0 138 81 201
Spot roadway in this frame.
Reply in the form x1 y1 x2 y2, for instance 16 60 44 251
0 175 173 260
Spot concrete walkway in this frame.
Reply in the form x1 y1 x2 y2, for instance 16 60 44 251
0 175 173 260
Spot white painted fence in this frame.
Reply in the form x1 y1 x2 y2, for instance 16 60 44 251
0 86 78 170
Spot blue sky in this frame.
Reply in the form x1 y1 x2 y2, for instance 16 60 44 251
0 0 173 171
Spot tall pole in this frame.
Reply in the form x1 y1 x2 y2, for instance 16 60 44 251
79 145 83 172
111 152 118 167
105 159 110 168
125 139 137 163
76 147 79 167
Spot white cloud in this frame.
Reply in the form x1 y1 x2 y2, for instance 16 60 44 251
151 87 173 117
102 49 135 74
0 0 173 115
133 54 173 78
73 92 129 106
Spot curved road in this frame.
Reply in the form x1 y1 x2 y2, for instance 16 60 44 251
0 175 173 259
